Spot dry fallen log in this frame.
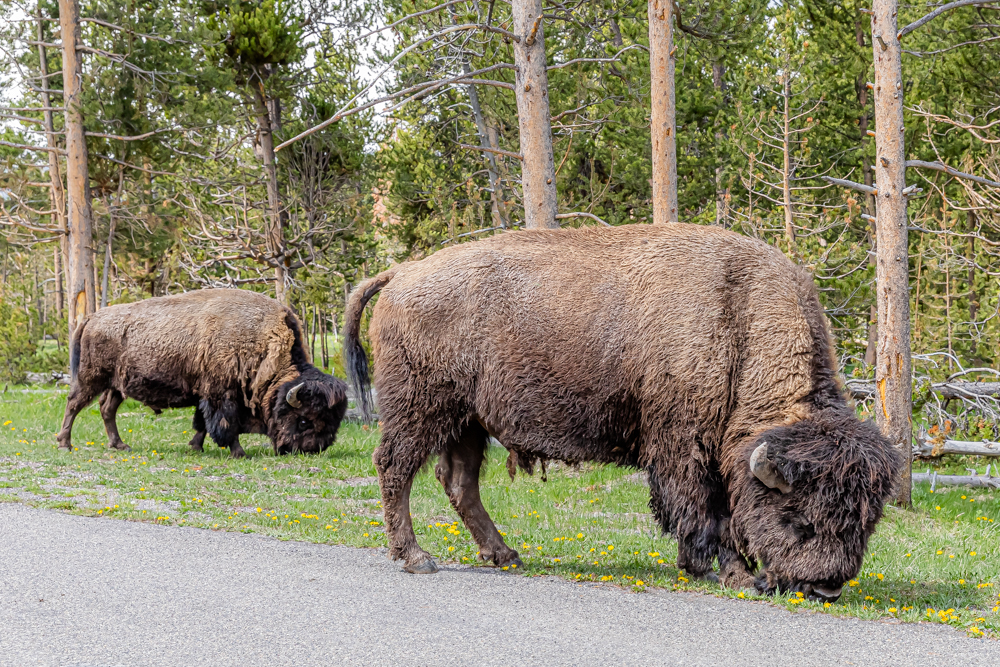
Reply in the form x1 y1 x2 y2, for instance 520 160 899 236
846 380 1000 402
914 437 1000 459
912 467 1000 490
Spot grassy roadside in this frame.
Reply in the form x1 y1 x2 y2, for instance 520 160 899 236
2 386 998 638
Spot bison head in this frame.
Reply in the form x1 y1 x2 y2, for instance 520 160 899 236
730 409 900 602
271 369 349 455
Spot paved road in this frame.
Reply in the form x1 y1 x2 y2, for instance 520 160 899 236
0 504 995 666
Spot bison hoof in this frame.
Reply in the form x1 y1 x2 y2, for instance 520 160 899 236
110 441 131 452
404 558 439 575
499 556 524 570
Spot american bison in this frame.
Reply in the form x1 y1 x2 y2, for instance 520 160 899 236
344 223 900 600
58 289 348 458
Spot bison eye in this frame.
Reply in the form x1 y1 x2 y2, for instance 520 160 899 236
792 520 816 541
297 418 310 431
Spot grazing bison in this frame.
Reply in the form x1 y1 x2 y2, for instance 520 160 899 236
344 223 900 600
58 289 348 458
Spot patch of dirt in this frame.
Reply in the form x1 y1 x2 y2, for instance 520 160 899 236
338 476 378 487
0 457 46 471
133 498 181 511
58 470 98 481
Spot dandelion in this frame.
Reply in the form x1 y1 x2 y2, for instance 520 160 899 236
970 551 977 556
888 607 897 613
636 580 645 586
876 573 883 581
960 579 966 585
737 592 745 599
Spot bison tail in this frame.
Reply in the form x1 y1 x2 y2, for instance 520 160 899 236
344 268 398 421
69 318 86 381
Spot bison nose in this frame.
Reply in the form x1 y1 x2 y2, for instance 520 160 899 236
808 585 843 602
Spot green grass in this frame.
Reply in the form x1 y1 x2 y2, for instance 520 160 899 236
1 387 998 638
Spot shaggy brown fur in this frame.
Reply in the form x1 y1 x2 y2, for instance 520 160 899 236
345 223 900 597
58 289 348 457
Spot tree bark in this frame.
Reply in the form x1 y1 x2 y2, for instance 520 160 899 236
648 0 678 225
512 0 558 229
253 80 287 303
58 0 95 336
872 0 912 507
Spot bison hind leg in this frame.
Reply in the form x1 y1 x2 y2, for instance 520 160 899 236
374 425 438 574
436 422 521 569
57 381 105 451
98 389 130 451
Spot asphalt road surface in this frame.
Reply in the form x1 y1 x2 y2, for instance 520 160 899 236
0 503 995 666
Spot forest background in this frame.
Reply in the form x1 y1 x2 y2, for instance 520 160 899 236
1 0 999 442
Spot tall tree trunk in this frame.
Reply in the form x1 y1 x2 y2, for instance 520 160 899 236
967 210 979 357
512 0 558 229
58 0 94 336
872 0 912 507
37 3 68 318
53 245 64 319
320 309 329 369
452 10 509 228
781 65 796 247
311 306 319 363
648 0 678 225
100 206 116 309
856 26 879 368
713 60 729 228
253 80 287 303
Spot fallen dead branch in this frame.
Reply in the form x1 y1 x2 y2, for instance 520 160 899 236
912 466 1000 490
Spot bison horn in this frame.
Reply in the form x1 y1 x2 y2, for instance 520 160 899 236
285 383 305 409
750 442 792 494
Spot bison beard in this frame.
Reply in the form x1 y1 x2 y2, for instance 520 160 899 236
345 223 900 596
57 289 348 458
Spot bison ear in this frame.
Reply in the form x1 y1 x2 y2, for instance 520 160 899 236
750 442 792 494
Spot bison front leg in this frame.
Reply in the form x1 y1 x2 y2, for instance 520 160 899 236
374 428 437 574
188 407 207 452
435 424 521 569
647 457 726 583
98 389 130 451
200 398 246 458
